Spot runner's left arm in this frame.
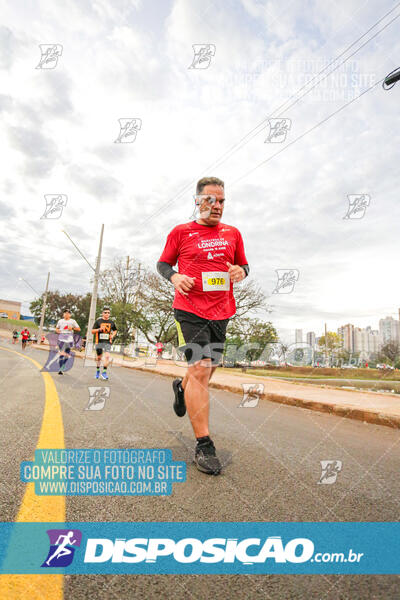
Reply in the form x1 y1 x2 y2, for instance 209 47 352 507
110 321 118 341
233 229 249 279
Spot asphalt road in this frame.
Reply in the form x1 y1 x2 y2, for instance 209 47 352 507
1 342 399 599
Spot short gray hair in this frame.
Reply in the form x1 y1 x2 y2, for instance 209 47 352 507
196 177 224 195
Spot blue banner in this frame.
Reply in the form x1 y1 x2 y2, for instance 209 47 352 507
0 522 399 574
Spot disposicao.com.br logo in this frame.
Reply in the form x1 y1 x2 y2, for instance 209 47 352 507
82 536 362 565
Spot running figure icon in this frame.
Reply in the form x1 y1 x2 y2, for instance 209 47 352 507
45 531 77 566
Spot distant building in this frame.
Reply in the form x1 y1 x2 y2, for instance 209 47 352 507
339 323 381 354
0 299 21 320
369 330 380 353
295 329 303 344
306 331 316 348
338 323 354 353
379 316 399 345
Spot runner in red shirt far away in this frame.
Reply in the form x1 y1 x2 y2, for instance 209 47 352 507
20 328 30 350
157 176 249 475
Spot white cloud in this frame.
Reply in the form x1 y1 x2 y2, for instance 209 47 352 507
0 0 399 341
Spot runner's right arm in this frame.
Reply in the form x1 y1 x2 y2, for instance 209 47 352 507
157 262 196 295
156 261 176 281
157 228 196 295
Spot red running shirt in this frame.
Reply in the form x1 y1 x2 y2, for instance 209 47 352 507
159 221 248 320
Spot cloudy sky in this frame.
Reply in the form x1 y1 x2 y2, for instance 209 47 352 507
1 0 399 342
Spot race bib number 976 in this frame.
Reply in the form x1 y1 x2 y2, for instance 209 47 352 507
202 271 230 291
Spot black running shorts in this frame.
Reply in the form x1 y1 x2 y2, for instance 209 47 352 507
174 309 229 366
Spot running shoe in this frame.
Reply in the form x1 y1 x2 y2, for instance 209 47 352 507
101 372 108 380
58 370 63 375
172 378 186 417
194 439 222 475
95 371 100 380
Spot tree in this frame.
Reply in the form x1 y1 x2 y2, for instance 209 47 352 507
378 341 400 365
318 332 342 364
225 317 278 361
100 258 178 346
231 278 269 319
136 270 178 345
100 257 142 347
29 291 93 335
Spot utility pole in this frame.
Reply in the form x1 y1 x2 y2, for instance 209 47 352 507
86 224 104 357
122 256 130 353
132 263 141 353
324 322 328 367
38 272 50 344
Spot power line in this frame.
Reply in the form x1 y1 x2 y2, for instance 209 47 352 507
61 230 95 271
220 9 400 162
141 2 400 223
231 77 383 186
209 2 400 161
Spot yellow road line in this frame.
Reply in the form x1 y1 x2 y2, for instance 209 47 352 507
0 347 65 599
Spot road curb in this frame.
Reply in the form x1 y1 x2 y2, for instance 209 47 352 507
118 365 400 431
3 337 400 430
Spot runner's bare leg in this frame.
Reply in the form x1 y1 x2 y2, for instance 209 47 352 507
182 365 218 391
184 359 212 438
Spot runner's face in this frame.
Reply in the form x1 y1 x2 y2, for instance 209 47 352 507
64 312 71 320
198 184 225 225
102 311 110 320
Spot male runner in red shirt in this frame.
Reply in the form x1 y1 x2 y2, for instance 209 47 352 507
157 177 249 475
20 327 30 350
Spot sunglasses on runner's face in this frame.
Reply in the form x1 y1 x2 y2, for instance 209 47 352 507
194 195 225 207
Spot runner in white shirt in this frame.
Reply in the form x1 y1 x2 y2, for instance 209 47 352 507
55 309 80 375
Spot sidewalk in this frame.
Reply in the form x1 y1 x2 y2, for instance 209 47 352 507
126 359 400 430
1 330 399 429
